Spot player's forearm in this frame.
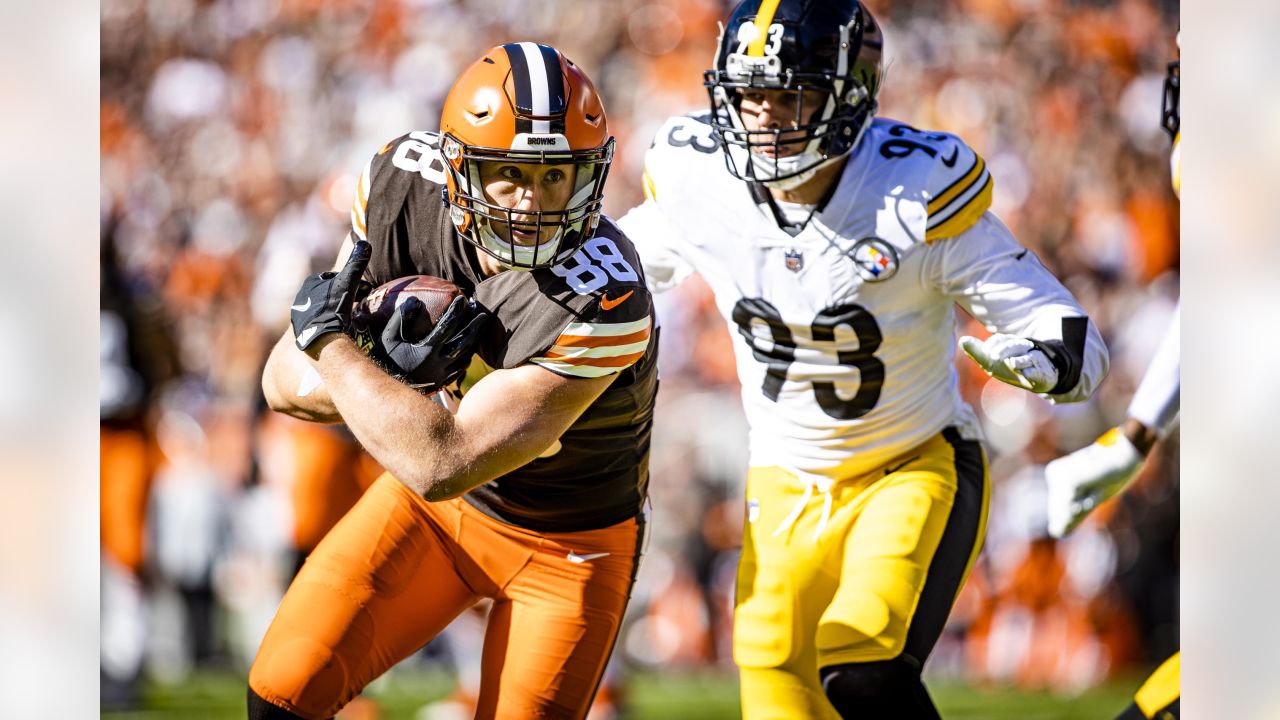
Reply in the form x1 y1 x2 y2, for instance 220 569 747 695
311 334 485 499
262 332 342 422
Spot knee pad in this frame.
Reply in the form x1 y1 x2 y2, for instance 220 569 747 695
247 687 311 720
819 657 940 720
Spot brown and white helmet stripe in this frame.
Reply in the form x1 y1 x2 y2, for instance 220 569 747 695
503 42 567 136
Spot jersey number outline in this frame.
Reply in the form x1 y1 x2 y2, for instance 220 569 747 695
391 131 448 184
666 123 719 154
879 123 951 161
731 298 885 420
551 237 639 295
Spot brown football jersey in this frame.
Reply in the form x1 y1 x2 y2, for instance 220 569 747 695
351 131 658 532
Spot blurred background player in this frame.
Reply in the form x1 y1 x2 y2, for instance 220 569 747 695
1045 55 1181 720
101 228 180 708
619 1 1109 717
248 43 659 719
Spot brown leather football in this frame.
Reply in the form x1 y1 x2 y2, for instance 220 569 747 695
350 275 463 352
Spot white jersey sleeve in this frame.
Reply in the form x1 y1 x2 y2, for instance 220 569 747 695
616 198 695 293
923 212 1110 403
1127 300 1180 433
617 115 718 294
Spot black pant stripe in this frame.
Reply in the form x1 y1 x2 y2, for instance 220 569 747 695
901 426 988 664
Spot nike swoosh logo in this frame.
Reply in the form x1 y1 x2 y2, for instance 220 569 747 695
291 297 312 312
297 326 318 346
941 146 959 167
566 551 610 564
884 456 921 476
1014 249 1029 260
600 290 634 311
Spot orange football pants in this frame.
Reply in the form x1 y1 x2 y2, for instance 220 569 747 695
249 473 644 720
101 425 154 574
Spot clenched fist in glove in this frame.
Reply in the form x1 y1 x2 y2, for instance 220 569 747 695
377 295 489 393
291 241 372 355
958 333 1059 393
1044 426 1147 538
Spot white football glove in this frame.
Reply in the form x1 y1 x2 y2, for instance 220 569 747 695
958 334 1059 393
1044 428 1144 538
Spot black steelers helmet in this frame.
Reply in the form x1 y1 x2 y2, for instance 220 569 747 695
704 0 884 188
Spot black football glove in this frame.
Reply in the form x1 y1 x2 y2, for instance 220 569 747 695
291 240 372 353
379 294 490 392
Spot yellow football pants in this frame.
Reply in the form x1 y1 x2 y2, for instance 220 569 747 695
1118 652 1180 719
734 428 990 719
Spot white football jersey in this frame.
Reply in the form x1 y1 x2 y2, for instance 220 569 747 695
620 114 1108 480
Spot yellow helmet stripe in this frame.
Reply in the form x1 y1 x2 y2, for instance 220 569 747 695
746 0 782 56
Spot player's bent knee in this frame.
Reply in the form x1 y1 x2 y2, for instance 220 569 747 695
247 687 311 720
249 637 352 720
819 658 940 720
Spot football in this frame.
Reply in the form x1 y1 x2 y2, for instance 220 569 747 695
350 275 463 353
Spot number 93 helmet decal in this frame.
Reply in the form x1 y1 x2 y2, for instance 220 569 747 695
704 0 884 190
440 43 615 270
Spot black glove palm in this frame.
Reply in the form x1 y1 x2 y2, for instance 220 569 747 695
291 241 372 353
379 295 490 392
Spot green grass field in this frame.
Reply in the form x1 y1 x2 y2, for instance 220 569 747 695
103 668 1140 719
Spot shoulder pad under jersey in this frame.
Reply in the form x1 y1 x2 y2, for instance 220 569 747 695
641 112 723 204
918 128 994 241
863 120 994 241
477 218 653 378
350 130 450 242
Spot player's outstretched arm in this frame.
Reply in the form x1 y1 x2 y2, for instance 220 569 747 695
1044 418 1154 538
932 213 1109 403
312 334 614 500
1045 302 1178 537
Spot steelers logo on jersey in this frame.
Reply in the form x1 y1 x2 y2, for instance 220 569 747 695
850 236 899 282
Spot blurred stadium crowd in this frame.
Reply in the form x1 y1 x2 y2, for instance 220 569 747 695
100 0 1179 710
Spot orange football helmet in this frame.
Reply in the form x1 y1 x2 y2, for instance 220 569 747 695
439 43 614 270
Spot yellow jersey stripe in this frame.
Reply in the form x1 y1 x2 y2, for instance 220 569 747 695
927 154 984 214
925 175 992 241
746 0 782 56
642 168 657 201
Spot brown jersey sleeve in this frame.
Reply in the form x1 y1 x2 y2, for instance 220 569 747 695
471 217 653 376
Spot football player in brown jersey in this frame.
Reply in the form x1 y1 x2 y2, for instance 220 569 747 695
249 43 658 720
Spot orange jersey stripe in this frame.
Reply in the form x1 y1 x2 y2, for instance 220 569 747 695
552 328 651 349
541 351 646 367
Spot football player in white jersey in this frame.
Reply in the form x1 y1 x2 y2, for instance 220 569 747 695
618 1 1109 717
1046 57 1181 720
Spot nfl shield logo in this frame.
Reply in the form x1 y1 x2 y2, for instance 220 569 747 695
784 249 804 272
